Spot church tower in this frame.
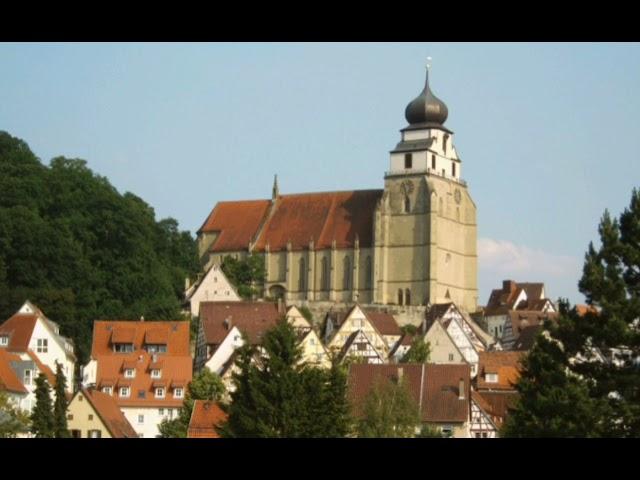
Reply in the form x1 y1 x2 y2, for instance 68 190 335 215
373 66 478 312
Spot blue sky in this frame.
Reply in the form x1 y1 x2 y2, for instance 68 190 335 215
2 42 640 305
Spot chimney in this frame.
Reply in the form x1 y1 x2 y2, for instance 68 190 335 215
503 280 516 294
458 378 465 400
140 316 145 322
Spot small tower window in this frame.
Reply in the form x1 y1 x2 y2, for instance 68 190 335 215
443 134 449 154
404 153 412 169
431 155 436 170
452 162 456 177
398 289 404 306
404 195 411 214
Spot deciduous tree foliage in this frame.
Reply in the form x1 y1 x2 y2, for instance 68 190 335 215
0 391 30 438
221 254 265 299
219 321 352 437
504 189 640 437
401 338 431 363
0 131 199 364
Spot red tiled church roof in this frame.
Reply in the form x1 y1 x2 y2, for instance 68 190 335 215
199 190 383 254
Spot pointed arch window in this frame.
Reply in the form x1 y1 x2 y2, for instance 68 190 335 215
365 256 372 289
405 289 411 306
431 154 436 170
299 258 306 292
343 256 351 291
398 289 404 306
404 195 411 214
321 257 329 291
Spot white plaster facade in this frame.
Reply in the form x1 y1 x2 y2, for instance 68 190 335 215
186 264 241 317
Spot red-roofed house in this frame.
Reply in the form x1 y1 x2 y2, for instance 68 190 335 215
0 301 76 412
187 400 228 438
83 320 192 438
67 387 138 438
347 363 472 437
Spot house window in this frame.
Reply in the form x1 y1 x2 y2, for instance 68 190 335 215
309 338 316 346
168 409 174 419
404 153 412 169
441 427 453 438
67 414 74 420
442 169 446 177
155 387 165 398
0 336 8 346
88 414 94 420
174 388 184 399
486 373 499 383
24 369 33 386
102 387 112 395
71 429 81 438
119 387 130 398
448 353 454 361
432 155 436 170
124 368 135 378
88 430 102 438
159 408 164 415
138 415 144 424
151 369 161 379
37 339 48 353
451 162 456 177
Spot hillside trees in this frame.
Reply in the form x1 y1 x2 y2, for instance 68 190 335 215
0 131 199 363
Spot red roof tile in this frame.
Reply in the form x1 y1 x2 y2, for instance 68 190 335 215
347 363 470 424
0 314 38 352
200 301 283 346
364 310 401 337
81 388 138 438
253 190 383 251
91 321 190 357
199 200 272 252
475 391 519 426
0 349 27 394
96 352 192 408
477 351 524 391
187 400 228 438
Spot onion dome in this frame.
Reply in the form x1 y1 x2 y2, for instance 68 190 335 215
404 69 448 126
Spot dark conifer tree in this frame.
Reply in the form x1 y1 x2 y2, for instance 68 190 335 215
53 363 70 438
30 373 54 438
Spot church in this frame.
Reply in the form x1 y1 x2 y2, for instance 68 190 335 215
196 66 478 313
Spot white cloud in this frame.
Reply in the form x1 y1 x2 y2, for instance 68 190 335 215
478 237 580 278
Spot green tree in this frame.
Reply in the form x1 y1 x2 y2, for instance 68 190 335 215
30 373 54 438
0 132 198 364
53 363 70 438
504 189 640 437
401 338 431 363
357 375 421 438
219 321 353 437
158 369 225 438
0 391 30 438
417 423 444 438
221 254 265 299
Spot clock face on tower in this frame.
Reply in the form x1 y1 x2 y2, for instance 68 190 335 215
454 189 461 204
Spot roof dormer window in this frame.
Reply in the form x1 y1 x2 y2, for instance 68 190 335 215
124 368 135 378
0 335 8 346
145 344 167 354
486 373 499 383
151 369 161 379
113 343 134 353
119 386 130 398
174 387 183 399
155 387 165 399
